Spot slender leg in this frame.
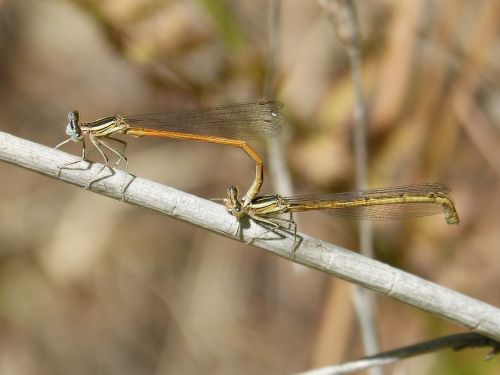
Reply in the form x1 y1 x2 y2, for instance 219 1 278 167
54 138 71 150
97 137 129 197
98 137 128 172
246 213 296 243
85 136 110 189
55 138 87 178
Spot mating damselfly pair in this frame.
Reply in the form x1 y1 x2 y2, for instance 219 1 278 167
55 101 459 242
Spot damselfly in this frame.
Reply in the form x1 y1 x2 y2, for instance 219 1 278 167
223 183 459 245
55 101 286 203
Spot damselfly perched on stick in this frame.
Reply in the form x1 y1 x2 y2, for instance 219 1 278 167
55 101 286 203
223 183 459 246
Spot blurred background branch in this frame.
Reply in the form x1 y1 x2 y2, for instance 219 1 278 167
319 2 380 373
297 333 500 375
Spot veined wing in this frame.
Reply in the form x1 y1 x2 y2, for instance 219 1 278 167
283 183 455 221
123 101 286 140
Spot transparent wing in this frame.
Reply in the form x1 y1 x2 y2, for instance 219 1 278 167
319 203 445 220
284 183 453 220
123 101 286 140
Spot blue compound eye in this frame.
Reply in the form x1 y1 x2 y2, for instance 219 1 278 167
65 123 73 136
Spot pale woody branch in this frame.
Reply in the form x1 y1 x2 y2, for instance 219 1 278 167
1 130 500 341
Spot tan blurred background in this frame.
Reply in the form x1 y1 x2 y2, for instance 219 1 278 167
0 0 499 374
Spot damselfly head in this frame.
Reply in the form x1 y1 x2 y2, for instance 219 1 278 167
66 111 83 141
226 186 245 218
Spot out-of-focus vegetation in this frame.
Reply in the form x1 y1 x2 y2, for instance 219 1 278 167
0 0 498 374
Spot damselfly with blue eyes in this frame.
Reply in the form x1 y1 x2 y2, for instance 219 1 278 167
223 183 459 247
55 101 286 203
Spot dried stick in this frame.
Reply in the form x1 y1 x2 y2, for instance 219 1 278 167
1 130 500 343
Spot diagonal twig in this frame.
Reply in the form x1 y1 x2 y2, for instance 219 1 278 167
1 130 500 342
